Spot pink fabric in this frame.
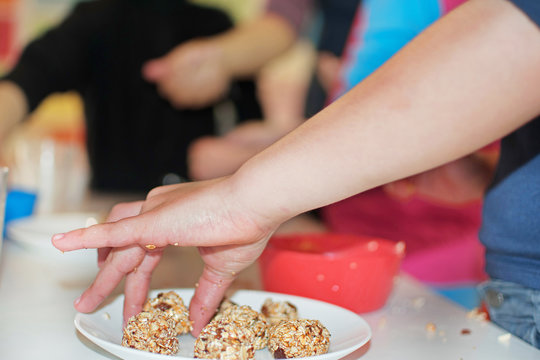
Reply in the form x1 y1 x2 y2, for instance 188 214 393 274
321 187 487 285
442 0 467 12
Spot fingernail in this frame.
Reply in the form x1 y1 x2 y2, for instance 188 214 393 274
74 296 81 306
52 233 65 241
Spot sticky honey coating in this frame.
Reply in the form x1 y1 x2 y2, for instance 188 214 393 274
194 318 256 360
122 311 179 355
143 291 193 335
260 298 298 326
268 319 331 359
214 304 269 350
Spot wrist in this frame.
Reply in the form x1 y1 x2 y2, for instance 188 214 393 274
227 162 295 234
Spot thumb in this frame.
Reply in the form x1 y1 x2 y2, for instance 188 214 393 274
142 58 168 81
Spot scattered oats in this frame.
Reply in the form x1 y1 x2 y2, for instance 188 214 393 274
497 333 511 345
122 311 178 355
412 297 426 309
367 240 379 252
395 241 406 254
461 328 471 335
260 298 298 326
145 244 157 250
143 291 193 335
173 242 179 246
377 316 387 330
194 318 256 359
425 322 437 333
102 312 111 320
268 319 330 358
214 305 269 350
466 307 488 321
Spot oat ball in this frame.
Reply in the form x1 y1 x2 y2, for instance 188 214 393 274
268 319 331 359
214 304 269 350
143 291 193 335
261 298 298 326
194 318 256 360
122 311 179 355
215 298 238 316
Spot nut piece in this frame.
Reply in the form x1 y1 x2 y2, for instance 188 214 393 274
268 319 330 359
194 318 256 359
214 305 269 350
143 291 193 335
122 311 179 355
261 298 298 326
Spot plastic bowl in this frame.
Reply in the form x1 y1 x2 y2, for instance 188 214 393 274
258 233 405 313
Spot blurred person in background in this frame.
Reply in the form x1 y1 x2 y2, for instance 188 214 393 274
320 0 498 299
0 0 261 193
141 0 362 181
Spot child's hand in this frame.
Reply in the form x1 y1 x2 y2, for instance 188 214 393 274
142 39 231 109
52 178 277 335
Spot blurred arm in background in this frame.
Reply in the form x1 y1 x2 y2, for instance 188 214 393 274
141 0 313 109
0 81 28 145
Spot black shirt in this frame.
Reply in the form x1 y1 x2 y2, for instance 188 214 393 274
4 0 260 192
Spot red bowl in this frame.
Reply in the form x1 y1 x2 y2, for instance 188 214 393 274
258 233 405 313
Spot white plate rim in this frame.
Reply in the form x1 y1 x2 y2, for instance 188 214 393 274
75 288 372 360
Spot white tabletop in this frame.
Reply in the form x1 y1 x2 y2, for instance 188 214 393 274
1 205 539 359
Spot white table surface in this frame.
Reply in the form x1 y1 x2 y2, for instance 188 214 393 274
1 196 539 359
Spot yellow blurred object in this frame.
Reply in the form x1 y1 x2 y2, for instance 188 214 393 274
189 0 264 23
25 91 85 142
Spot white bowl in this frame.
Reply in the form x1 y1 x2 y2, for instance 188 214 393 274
7 212 100 280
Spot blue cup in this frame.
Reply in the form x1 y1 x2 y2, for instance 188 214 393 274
4 189 37 236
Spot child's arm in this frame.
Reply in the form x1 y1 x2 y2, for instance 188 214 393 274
53 0 540 335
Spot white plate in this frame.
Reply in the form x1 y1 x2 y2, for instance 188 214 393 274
75 289 372 360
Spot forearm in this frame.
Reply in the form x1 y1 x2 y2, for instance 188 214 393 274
233 0 540 223
215 13 296 77
0 81 28 143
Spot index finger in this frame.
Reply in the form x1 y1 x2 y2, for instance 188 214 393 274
51 214 154 252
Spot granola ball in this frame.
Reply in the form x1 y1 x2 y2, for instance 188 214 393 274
194 318 256 360
268 319 331 359
122 311 179 355
261 298 298 326
143 291 193 335
215 298 238 316
214 304 269 350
